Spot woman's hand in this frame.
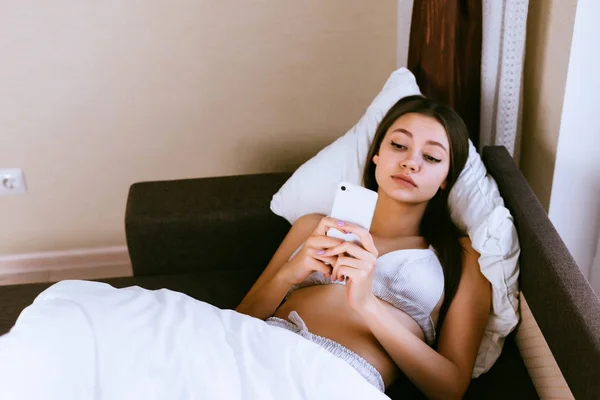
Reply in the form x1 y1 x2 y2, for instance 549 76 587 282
277 217 345 286
320 220 379 312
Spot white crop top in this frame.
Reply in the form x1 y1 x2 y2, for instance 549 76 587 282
286 244 445 345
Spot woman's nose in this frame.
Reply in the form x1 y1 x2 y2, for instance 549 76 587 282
401 157 420 172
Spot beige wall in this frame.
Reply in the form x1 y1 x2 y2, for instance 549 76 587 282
520 0 578 210
0 1 397 256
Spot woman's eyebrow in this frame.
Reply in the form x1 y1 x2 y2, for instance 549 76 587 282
391 128 448 154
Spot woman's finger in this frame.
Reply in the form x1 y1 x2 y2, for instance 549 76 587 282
336 256 362 270
313 255 338 270
328 221 378 256
330 255 342 282
306 235 344 250
322 241 374 263
335 265 362 282
311 258 333 278
314 216 352 237
331 255 357 281
309 245 339 263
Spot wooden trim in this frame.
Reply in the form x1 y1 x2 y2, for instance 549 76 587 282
515 293 575 399
0 246 130 274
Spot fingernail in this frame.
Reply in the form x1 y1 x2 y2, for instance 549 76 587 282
316 250 325 255
336 220 345 226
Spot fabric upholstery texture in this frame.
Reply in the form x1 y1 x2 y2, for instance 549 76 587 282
125 172 292 277
483 146 600 400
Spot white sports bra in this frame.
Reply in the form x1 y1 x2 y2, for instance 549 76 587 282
286 244 445 345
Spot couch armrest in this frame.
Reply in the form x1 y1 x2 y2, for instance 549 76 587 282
483 146 600 400
125 172 292 276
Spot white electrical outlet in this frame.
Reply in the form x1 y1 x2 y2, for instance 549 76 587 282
0 168 27 196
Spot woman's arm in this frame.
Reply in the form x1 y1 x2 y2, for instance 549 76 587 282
235 271 293 320
359 239 491 399
235 213 329 320
324 224 490 399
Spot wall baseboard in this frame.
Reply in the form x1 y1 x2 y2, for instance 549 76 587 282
0 246 132 280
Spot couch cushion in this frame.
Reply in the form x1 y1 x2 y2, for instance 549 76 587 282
126 173 292 277
384 333 538 399
464 333 538 399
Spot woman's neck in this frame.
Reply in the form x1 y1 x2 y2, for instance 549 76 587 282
369 189 427 239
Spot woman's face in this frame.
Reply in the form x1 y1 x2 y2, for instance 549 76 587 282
372 112 451 204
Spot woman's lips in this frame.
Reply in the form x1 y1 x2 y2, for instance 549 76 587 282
392 175 417 188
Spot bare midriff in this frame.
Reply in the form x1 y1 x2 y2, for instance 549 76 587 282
273 283 425 388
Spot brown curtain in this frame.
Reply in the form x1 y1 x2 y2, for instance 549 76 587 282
408 0 482 148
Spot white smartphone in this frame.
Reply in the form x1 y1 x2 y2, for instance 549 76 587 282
326 182 378 245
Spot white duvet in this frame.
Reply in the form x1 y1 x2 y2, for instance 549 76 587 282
0 280 389 400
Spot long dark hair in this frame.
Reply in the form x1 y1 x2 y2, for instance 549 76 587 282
362 95 469 345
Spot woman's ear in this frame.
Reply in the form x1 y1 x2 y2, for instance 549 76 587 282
373 154 379 164
440 181 447 190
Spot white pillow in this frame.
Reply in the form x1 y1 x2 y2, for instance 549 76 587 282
270 67 520 378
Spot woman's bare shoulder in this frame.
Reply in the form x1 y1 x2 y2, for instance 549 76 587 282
459 236 479 259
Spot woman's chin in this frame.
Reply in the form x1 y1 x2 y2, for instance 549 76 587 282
376 179 431 204
382 187 420 204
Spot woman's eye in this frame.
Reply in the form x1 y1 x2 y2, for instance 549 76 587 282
424 155 442 163
391 141 441 163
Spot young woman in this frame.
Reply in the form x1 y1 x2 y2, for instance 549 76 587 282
236 95 492 399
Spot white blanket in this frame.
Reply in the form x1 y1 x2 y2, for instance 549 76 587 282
0 280 389 400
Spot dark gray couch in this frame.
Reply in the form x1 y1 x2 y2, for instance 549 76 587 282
1 146 599 399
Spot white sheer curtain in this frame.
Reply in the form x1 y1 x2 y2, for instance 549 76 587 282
480 0 529 159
